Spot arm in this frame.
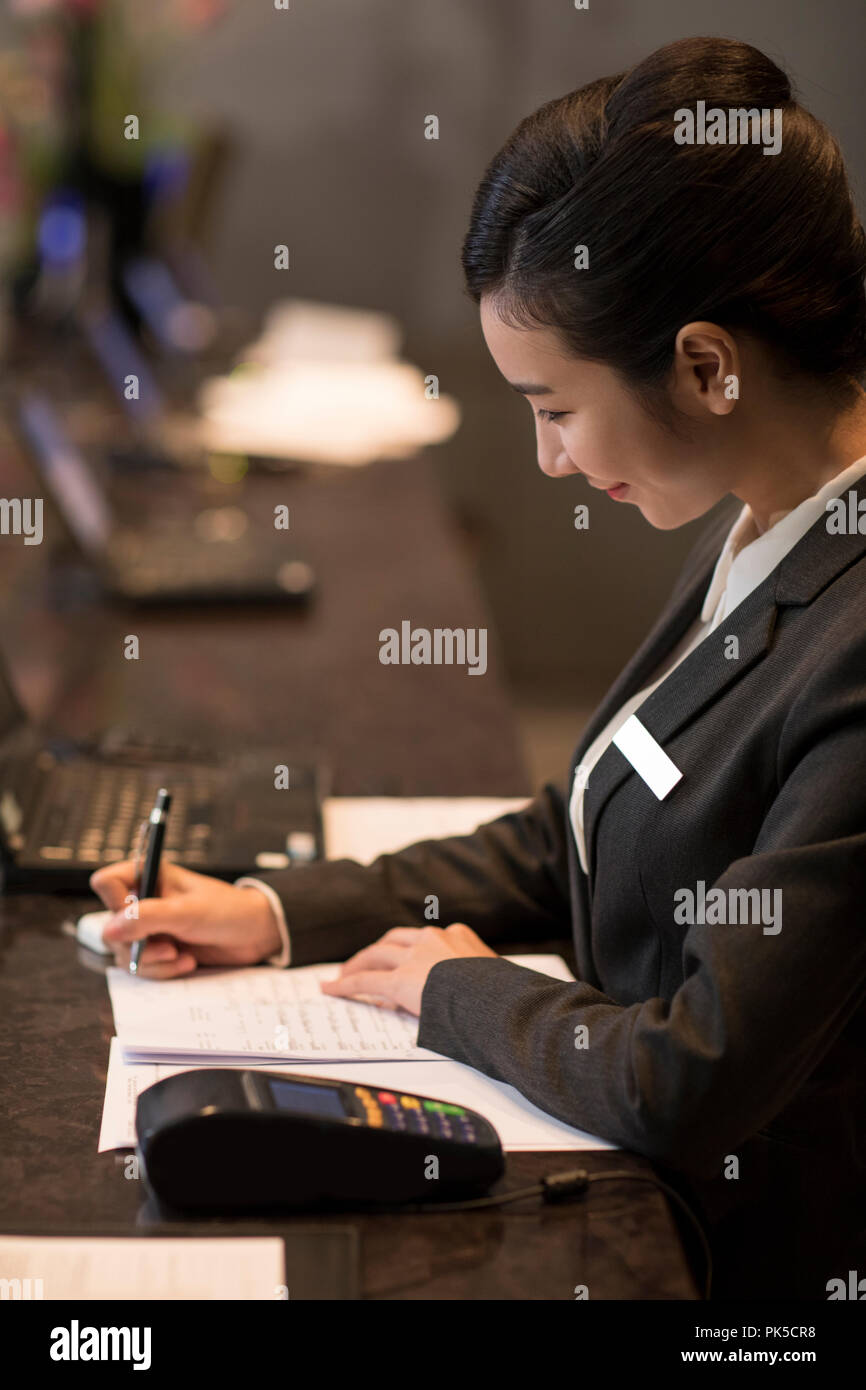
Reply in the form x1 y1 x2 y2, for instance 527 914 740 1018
417 646 866 1177
91 783 572 975
248 780 573 968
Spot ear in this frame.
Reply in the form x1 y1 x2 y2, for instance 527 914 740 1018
670 321 740 418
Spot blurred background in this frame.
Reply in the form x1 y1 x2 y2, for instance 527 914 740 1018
1 0 864 785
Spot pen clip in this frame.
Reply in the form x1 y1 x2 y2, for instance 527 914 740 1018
131 818 149 902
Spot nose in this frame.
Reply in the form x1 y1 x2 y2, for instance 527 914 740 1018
535 423 578 478
538 450 580 478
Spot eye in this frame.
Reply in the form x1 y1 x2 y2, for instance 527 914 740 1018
537 408 567 423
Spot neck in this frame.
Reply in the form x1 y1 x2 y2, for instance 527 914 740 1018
730 387 866 533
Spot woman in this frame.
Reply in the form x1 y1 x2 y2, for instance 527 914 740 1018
94 36 866 1300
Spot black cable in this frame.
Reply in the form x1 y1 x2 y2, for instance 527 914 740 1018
400 1182 546 1213
580 1170 713 1301
388 1166 713 1299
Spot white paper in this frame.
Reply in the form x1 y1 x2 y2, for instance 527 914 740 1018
109 960 437 1063
323 795 531 864
99 1037 615 1155
107 954 574 1065
0 1235 285 1301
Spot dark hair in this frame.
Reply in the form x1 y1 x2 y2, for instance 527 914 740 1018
462 36 866 421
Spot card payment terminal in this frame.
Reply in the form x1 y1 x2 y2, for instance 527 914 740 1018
136 1068 505 1211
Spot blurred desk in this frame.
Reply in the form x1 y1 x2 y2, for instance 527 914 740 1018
0 450 524 793
0 452 698 1299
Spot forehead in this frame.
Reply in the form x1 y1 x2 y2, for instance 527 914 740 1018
479 297 576 389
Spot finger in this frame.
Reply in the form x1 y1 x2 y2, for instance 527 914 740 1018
102 896 192 944
141 938 180 963
379 927 425 945
89 860 139 912
338 943 408 977
130 953 199 980
91 858 190 909
110 943 131 969
320 970 400 1008
109 939 181 968
443 922 494 952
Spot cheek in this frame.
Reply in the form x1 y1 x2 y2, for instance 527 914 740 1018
562 406 646 476
561 410 613 461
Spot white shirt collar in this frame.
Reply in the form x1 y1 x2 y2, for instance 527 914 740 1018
701 453 866 628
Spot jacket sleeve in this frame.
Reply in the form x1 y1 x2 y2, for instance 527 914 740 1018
248 511 735 970
417 637 866 1177
248 780 573 967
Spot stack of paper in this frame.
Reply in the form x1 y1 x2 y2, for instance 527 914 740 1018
99 796 615 1156
103 956 614 1154
108 959 445 1064
107 953 571 1064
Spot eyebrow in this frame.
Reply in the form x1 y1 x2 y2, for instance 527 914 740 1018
508 381 554 396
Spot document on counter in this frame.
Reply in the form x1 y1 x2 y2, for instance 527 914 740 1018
99 1037 617 1155
322 795 531 864
107 954 574 1064
0 1235 285 1300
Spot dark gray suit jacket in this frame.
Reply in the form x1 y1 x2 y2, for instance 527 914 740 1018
258 488 866 1299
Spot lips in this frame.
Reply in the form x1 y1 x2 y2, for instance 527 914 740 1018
573 469 629 493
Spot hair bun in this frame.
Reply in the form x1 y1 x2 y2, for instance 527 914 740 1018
605 36 793 137
463 36 866 399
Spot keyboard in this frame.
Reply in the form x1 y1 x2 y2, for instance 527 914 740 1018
20 760 222 867
107 529 314 597
1 746 322 889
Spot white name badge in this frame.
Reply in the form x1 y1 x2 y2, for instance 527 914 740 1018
612 715 683 800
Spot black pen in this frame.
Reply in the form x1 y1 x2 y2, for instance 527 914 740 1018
129 788 172 976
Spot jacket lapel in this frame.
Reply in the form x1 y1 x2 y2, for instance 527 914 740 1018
576 483 866 886
581 581 777 882
569 503 741 768
570 573 706 767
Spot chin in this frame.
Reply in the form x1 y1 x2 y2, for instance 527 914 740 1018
637 492 721 530
636 502 697 530
633 503 681 528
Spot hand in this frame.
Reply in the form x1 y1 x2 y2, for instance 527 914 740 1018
320 923 498 1016
89 859 282 978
